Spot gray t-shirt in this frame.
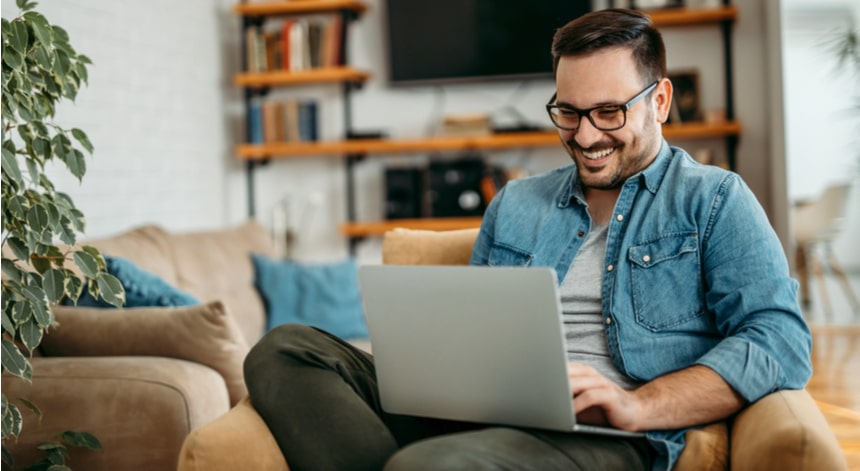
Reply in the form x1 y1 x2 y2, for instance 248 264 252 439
560 223 642 391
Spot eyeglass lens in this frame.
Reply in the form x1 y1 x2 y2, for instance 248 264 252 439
549 106 625 131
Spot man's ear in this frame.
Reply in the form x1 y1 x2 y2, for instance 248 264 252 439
654 78 673 124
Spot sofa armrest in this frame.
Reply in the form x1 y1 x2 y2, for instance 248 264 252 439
179 396 288 471
730 389 847 471
2 356 230 471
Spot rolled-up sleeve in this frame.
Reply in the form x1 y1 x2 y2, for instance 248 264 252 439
695 174 812 402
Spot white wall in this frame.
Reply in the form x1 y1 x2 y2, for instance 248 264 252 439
1 0 243 237
1 0 790 264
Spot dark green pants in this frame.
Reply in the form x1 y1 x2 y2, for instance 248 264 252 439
244 324 654 471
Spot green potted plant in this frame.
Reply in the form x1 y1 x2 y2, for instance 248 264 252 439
2 0 125 468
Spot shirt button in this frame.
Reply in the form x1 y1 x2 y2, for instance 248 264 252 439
607 264 614 272
643 255 651 262
605 317 613 325
616 214 624 222
578 231 585 237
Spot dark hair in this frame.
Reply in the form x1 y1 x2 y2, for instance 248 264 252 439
551 8 666 84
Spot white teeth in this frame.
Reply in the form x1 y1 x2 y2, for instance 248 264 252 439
583 147 615 160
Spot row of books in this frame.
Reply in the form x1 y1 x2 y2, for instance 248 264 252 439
245 16 343 73
248 98 319 144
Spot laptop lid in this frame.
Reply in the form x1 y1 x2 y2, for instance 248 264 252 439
359 265 578 431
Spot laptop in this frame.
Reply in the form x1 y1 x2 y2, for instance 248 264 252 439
358 265 644 438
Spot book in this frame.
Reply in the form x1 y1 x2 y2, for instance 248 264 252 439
298 100 319 142
248 98 264 143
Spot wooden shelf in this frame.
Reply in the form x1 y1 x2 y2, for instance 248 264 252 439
236 122 742 160
234 66 371 87
234 0 367 17
647 5 737 27
340 217 483 237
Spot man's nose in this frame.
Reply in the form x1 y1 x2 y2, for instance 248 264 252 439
573 117 605 149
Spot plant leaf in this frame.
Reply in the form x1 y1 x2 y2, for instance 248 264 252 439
1 337 31 380
70 128 92 153
9 20 28 55
6 236 30 261
65 148 86 180
2 145 23 186
17 397 42 423
60 430 102 450
24 12 52 48
95 273 124 308
18 316 43 351
72 250 98 278
2 395 23 439
26 204 50 236
2 308 15 335
42 268 65 304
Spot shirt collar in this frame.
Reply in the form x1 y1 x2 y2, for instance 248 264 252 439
558 138 672 207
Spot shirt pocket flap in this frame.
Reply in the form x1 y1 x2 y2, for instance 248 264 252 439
628 233 698 268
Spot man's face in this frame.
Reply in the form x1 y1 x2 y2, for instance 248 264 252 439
554 48 671 191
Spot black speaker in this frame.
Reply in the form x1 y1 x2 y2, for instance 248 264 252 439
384 167 425 219
427 158 486 217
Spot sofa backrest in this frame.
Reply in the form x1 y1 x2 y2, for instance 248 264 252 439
86 221 275 344
382 228 479 266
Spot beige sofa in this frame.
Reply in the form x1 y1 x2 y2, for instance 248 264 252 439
3 224 846 470
179 227 847 471
2 221 277 470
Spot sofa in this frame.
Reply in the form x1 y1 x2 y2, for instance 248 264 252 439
3 224 846 470
178 227 847 471
2 221 283 470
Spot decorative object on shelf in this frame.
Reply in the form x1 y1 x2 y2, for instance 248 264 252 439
668 70 703 123
1 1 124 468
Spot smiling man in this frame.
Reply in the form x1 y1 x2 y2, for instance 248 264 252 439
244 8 812 471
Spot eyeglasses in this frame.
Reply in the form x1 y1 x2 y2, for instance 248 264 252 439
545 81 659 132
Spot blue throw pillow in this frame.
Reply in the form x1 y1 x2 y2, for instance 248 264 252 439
251 254 369 340
73 255 200 308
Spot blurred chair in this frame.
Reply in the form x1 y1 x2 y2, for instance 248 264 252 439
792 182 860 322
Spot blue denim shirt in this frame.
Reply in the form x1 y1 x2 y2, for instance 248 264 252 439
469 141 812 470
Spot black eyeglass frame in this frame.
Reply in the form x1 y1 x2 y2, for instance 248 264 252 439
545 80 660 132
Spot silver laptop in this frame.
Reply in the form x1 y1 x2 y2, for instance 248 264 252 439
359 265 644 438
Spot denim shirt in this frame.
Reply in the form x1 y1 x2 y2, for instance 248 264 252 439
469 141 812 471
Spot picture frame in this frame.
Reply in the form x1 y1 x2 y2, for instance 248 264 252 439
668 70 703 123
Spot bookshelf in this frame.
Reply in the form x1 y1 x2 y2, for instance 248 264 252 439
234 3 742 247
236 122 743 161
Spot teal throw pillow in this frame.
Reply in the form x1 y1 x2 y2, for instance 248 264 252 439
251 254 369 340
73 255 200 308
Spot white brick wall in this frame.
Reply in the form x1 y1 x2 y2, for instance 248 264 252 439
1 0 245 239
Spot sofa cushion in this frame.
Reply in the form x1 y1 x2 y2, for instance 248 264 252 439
382 228 478 265
252 254 369 340
41 302 249 406
166 221 276 344
178 397 288 471
74 255 200 308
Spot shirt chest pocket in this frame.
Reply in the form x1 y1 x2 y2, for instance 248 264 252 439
628 233 705 331
487 243 534 267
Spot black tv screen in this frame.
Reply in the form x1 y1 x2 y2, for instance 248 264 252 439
385 0 593 86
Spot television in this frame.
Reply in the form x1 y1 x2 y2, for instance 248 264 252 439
384 0 593 86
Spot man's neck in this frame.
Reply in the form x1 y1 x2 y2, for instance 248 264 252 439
585 187 622 226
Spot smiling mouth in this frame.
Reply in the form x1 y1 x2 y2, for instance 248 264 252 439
582 147 615 161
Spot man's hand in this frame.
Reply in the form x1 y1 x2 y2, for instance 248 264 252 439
567 362 746 432
568 363 642 431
